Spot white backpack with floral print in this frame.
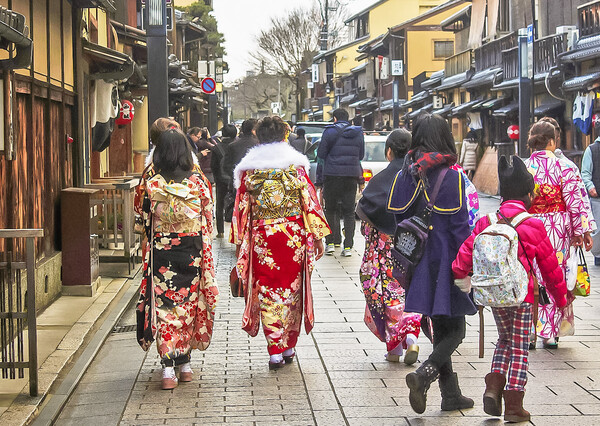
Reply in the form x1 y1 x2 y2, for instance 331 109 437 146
471 212 530 307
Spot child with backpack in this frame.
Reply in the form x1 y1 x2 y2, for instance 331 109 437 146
452 156 567 423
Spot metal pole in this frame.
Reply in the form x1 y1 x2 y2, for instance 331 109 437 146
531 0 537 132
278 79 281 116
393 78 400 129
26 237 37 397
518 34 532 157
146 0 169 148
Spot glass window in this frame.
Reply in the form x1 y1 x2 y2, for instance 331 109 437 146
364 141 386 161
434 40 454 59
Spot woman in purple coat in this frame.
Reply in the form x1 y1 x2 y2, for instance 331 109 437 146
388 114 476 414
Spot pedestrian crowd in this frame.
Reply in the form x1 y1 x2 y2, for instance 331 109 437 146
133 109 594 423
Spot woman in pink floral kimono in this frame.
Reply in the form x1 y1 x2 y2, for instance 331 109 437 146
135 129 218 389
525 121 589 348
230 116 330 369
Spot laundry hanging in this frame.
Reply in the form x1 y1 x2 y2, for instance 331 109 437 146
573 91 595 135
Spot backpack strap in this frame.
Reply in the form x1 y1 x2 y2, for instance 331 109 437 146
425 168 449 211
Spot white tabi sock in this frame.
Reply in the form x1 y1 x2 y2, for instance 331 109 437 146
270 354 283 363
283 348 295 357
179 362 193 373
163 366 176 379
405 333 418 347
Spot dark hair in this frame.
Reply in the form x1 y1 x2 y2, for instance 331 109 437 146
465 130 478 141
410 113 456 155
528 121 555 151
538 116 561 144
296 128 306 138
255 116 287 144
200 127 209 139
352 115 363 126
187 127 201 137
332 108 349 122
150 117 180 146
385 129 411 159
221 123 238 139
241 118 257 136
153 128 193 173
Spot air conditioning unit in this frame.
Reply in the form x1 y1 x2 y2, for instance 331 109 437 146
556 25 578 50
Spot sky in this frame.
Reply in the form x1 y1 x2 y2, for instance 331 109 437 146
211 0 376 83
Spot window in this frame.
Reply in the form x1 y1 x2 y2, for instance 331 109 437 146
497 0 510 33
355 14 369 39
434 40 454 59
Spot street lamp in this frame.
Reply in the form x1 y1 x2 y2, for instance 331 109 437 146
146 0 169 146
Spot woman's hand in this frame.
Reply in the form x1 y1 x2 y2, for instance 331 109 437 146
583 232 593 252
201 149 210 157
571 234 584 248
314 239 324 261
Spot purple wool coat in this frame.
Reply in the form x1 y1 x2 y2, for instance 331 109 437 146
388 165 477 318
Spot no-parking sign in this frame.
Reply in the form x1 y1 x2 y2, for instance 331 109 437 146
201 77 216 94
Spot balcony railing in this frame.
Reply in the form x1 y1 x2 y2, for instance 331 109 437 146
579 0 600 39
474 31 517 72
0 229 43 397
535 33 567 75
502 46 519 81
85 179 139 273
444 50 473 77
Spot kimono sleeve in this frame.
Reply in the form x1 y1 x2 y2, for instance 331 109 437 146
229 171 251 245
298 167 331 240
560 161 589 236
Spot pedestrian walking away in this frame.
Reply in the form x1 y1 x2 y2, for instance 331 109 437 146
524 121 590 348
230 116 330 369
317 108 365 257
191 127 217 186
290 128 310 155
134 128 218 390
459 130 478 180
453 155 568 422
387 113 476 414
212 123 238 237
356 129 422 365
581 134 600 264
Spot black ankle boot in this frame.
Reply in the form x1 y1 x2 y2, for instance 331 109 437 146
405 360 439 414
439 372 474 411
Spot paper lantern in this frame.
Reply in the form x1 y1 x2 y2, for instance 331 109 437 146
593 113 600 128
507 124 519 140
116 100 135 125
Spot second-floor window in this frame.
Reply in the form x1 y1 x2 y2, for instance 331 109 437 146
355 14 369 39
434 40 454 59
498 0 510 33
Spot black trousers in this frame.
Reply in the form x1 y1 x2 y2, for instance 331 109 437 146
429 316 466 376
323 175 357 248
215 182 227 234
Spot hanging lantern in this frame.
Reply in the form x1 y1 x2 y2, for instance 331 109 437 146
116 100 135 125
593 113 600 128
507 124 520 140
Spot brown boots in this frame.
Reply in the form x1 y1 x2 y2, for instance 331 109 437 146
503 390 530 423
483 372 506 416
483 373 529 422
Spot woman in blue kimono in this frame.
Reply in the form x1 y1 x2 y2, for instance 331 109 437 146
388 113 476 414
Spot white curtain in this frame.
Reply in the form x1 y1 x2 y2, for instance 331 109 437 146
468 0 487 49
487 0 501 41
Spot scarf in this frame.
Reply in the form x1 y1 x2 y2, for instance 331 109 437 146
405 150 457 180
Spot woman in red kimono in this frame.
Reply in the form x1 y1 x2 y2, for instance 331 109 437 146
230 116 330 369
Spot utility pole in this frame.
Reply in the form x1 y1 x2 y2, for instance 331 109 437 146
320 0 329 51
278 79 281 116
146 0 169 148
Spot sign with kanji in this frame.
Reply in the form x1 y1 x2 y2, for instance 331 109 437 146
391 60 404 76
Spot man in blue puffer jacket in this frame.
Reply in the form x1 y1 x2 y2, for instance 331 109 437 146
317 108 365 256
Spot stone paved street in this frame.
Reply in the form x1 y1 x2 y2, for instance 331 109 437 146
56 194 600 425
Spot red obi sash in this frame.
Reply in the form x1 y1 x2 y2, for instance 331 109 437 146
528 183 566 214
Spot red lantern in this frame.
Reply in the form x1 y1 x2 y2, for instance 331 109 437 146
115 100 135 125
507 124 519 140
593 113 600 128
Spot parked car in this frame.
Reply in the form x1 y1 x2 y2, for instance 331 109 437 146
295 121 330 145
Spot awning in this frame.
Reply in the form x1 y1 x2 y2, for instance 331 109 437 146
534 100 564 117
111 20 146 45
312 110 324 118
340 93 358 104
492 78 519 91
475 97 509 110
349 99 363 108
351 62 368 73
0 7 32 69
441 5 471 30
350 97 378 109
405 103 434 120
82 40 134 80
433 103 455 117
492 101 519 117
450 98 483 116
403 90 430 108
462 68 502 89
562 72 600 92
560 34 600 64
421 70 445 90
436 70 473 91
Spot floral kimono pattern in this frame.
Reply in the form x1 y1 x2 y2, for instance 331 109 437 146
360 222 421 351
452 163 480 230
135 172 218 366
526 150 588 338
230 164 330 355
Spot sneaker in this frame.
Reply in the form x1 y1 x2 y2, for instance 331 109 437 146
325 244 335 255
341 248 352 257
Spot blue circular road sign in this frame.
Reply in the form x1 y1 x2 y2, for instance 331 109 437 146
201 77 216 94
